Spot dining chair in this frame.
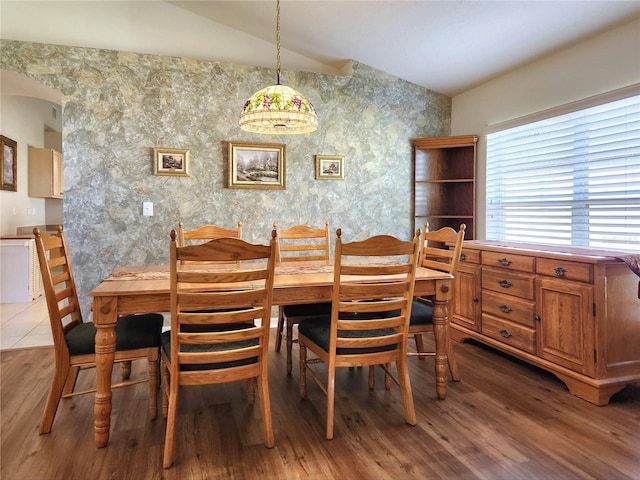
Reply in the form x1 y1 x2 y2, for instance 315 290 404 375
273 222 332 375
161 229 277 468
33 226 164 434
177 220 243 264
178 221 243 245
298 228 420 440
408 223 466 381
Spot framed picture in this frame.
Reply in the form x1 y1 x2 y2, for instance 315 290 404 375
154 148 190 176
315 155 344 180
1 135 17 191
228 141 286 189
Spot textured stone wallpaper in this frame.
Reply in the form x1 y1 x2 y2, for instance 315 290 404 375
1 40 450 318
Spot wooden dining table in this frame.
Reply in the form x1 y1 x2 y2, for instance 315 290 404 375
89 262 454 447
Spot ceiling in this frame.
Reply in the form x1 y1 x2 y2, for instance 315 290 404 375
1 1 640 97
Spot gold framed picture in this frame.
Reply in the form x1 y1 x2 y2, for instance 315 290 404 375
1 135 17 191
154 148 190 176
228 141 286 189
315 155 344 180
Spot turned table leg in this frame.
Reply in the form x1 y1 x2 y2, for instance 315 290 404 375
93 296 117 448
432 279 452 400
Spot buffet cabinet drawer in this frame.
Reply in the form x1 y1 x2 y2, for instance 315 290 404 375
536 258 593 283
482 268 535 300
482 251 535 272
460 248 480 265
481 314 536 354
482 290 535 328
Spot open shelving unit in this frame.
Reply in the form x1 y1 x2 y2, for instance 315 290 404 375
413 135 477 239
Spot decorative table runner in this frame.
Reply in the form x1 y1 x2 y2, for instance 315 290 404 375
105 262 400 281
106 270 170 281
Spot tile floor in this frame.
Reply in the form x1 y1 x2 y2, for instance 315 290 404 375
1 295 53 350
1 295 280 351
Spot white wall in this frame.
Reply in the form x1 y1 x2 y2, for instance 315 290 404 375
0 95 62 236
451 17 640 239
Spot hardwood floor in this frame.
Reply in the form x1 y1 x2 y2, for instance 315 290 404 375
1 334 639 480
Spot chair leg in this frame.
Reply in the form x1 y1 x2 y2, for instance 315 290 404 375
163 371 179 469
396 357 416 427
247 378 256 405
148 354 158 420
368 366 375 389
414 334 426 359
120 360 132 380
447 337 461 381
384 363 392 390
285 316 294 375
274 307 284 352
62 365 80 397
257 372 274 448
161 358 169 419
40 362 70 434
299 344 307 399
326 366 336 440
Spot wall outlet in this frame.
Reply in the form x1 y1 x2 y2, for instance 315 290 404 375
143 202 153 216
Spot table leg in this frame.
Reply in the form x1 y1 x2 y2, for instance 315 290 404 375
93 296 117 447
432 280 450 400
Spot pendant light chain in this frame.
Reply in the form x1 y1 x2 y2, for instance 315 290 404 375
276 0 281 85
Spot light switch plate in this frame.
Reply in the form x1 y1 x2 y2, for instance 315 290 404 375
143 201 153 216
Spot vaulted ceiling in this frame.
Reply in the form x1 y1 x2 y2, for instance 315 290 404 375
2 1 639 97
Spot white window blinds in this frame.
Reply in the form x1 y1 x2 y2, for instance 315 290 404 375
486 93 640 251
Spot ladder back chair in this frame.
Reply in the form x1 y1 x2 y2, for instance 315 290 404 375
33 226 163 434
161 230 278 468
273 222 332 375
298 229 420 440
177 220 243 264
409 223 466 381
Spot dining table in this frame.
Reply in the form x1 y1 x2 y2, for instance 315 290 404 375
89 261 454 447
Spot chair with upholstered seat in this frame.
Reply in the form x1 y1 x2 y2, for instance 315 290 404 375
273 222 332 375
408 223 465 381
298 229 420 440
178 221 242 264
33 226 164 435
161 229 277 468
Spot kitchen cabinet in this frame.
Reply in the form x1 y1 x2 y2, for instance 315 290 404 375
28 147 63 199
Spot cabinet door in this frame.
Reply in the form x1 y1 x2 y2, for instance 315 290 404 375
451 263 481 331
52 150 63 197
536 277 594 375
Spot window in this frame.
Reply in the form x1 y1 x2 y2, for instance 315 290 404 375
486 92 640 251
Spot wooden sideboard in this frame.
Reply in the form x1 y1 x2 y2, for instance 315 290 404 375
450 240 640 405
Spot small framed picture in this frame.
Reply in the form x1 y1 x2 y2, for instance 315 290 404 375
1 135 17 191
154 148 190 176
228 141 286 189
315 155 344 180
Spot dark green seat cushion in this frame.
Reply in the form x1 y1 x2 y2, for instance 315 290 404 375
385 301 433 326
409 301 434 326
298 316 396 355
65 313 164 356
283 302 332 317
161 325 259 371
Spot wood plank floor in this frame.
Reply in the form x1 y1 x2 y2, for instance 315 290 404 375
2 334 639 480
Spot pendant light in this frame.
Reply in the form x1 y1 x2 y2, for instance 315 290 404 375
239 0 318 134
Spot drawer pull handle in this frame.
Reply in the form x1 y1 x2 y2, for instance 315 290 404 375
555 267 567 277
498 258 512 266
499 279 513 288
498 328 513 339
499 304 513 313
460 253 467 261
